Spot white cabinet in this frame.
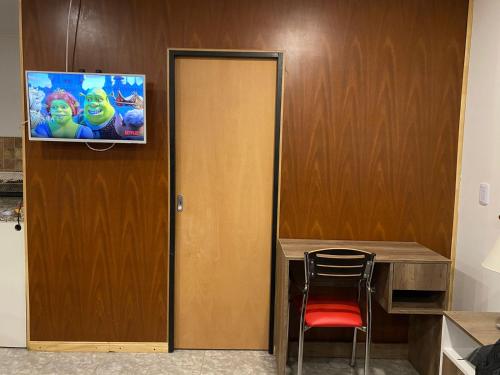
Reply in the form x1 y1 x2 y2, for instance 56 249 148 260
0 222 26 347
440 311 500 375
440 315 477 374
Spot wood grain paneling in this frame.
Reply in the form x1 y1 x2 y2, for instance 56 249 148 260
393 263 448 291
409 315 443 375
442 354 465 375
28 341 168 353
23 0 170 342
174 57 276 349
278 0 468 259
22 0 468 342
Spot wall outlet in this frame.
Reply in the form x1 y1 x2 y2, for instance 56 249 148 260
479 183 490 206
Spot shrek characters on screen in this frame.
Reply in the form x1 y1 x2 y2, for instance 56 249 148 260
77 88 145 140
31 86 145 140
32 90 93 139
77 88 122 139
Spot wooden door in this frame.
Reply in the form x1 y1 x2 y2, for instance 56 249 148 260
172 55 279 349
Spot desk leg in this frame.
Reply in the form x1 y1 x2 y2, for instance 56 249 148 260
408 315 442 375
274 249 290 375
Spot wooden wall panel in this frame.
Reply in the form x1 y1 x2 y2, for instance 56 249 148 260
23 0 468 342
23 0 170 341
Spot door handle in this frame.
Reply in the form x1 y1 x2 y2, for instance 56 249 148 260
176 194 184 212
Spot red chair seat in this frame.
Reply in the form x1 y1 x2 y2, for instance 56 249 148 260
303 297 363 328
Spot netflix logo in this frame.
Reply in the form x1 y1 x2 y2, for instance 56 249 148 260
124 130 140 136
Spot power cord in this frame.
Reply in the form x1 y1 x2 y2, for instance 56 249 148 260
71 0 82 71
65 0 116 152
85 143 116 152
14 198 23 231
65 0 73 72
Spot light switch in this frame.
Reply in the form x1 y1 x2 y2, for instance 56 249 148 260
479 183 490 206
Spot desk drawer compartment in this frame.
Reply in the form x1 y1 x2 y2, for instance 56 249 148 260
392 263 448 291
442 353 466 375
391 290 446 314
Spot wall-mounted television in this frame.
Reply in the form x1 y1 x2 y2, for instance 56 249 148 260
26 71 146 144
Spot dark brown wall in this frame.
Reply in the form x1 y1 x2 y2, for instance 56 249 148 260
23 0 468 342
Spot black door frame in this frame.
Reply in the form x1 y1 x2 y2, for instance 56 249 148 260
168 49 284 353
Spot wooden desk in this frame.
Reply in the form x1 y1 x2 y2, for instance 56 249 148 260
440 311 500 375
274 239 452 375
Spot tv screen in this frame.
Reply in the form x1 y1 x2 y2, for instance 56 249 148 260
26 71 146 144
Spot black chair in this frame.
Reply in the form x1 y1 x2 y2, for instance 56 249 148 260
297 248 376 375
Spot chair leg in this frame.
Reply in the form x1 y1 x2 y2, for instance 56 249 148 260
364 325 371 375
298 322 305 375
350 328 357 367
364 292 373 375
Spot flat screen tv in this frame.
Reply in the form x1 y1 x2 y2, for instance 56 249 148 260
26 71 146 144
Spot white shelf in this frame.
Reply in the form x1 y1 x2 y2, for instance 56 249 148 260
442 347 475 375
440 315 481 375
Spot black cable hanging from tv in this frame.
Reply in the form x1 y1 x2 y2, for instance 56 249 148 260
14 198 23 231
65 0 116 152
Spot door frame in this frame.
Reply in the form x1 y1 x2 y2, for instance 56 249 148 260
167 49 284 353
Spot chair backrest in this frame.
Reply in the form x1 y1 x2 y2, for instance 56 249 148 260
304 248 375 286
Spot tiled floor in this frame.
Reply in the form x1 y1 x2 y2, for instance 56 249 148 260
287 357 418 375
0 348 418 375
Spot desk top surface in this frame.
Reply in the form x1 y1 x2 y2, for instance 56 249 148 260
445 311 500 346
279 238 450 263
